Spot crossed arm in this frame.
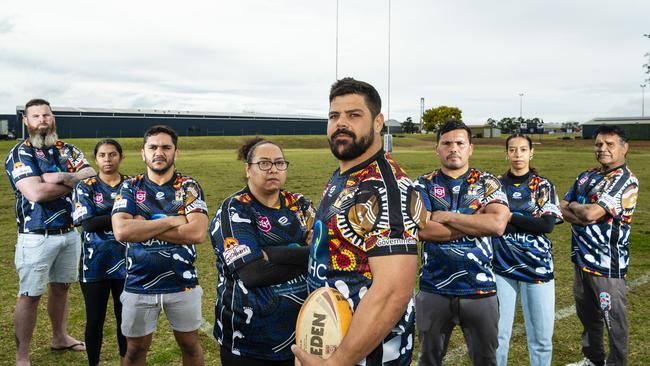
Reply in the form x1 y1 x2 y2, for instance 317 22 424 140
112 211 208 244
560 200 606 225
15 167 96 203
419 202 510 242
292 254 417 366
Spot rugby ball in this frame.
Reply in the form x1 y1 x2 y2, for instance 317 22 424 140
296 287 353 359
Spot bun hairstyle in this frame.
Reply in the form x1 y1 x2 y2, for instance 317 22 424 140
237 137 284 162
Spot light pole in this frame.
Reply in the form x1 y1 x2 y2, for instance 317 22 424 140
642 84 647 117
518 93 524 118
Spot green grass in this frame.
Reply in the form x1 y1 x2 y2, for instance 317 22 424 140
0 135 648 365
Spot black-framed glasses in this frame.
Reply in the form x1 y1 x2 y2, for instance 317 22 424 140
248 160 290 171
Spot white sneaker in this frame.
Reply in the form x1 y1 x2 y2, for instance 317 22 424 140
566 358 604 366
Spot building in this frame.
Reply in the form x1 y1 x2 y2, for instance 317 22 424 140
582 117 650 140
13 106 327 139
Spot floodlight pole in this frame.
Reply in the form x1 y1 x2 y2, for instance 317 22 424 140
519 93 524 118
642 83 647 117
383 0 393 152
336 0 340 80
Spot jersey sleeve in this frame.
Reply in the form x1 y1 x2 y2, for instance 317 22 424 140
73 180 96 224
210 197 264 272
354 177 420 257
6 145 41 184
112 180 137 216
537 178 563 224
182 180 208 215
597 172 639 219
482 173 508 207
295 193 316 235
65 144 91 172
563 172 584 203
415 175 433 212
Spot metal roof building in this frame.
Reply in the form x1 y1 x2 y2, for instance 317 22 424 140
14 106 327 139
582 117 650 140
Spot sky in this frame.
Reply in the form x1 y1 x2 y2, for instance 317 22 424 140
1 0 649 125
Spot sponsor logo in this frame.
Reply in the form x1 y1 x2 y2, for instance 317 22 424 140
12 163 33 179
175 190 184 202
110 192 117 199
186 199 208 213
35 150 45 159
376 238 417 247
278 216 290 226
512 192 522 199
155 191 165 200
452 185 461 193
310 313 326 356
433 185 445 199
136 190 146 203
94 193 103 204
223 237 252 266
257 216 272 233
72 203 88 221
578 175 589 186
231 212 251 223
113 195 128 209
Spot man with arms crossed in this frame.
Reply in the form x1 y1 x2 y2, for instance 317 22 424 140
292 77 427 365
5 98 95 365
112 125 209 366
414 120 509 366
562 125 639 366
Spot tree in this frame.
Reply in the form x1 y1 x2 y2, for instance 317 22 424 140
497 117 522 134
422 106 462 132
401 117 418 134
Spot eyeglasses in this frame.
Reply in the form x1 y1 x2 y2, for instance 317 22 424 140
248 160 290 171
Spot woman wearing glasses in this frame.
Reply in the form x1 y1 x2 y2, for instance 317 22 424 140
209 137 315 366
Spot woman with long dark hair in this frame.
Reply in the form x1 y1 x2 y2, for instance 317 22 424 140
73 139 128 365
208 137 315 366
493 134 563 366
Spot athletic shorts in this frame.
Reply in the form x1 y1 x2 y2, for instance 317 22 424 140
120 286 203 337
15 230 81 297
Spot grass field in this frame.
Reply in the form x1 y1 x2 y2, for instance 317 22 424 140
0 134 648 365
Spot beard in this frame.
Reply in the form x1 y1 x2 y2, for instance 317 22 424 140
328 128 375 161
28 123 58 149
145 156 175 175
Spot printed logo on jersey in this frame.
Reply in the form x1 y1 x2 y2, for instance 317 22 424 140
452 185 461 193
94 193 104 204
175 190 184 202
223 237 252 265
11 162 33 178
136 190 146 203
35 149 45 159
155 191 165 200
113 194 127 209
72 202 88 221
512 192 522 199
278 216 290 226
578 175 589 186
257 216 272 233
110 192 117 199
433 185 445 198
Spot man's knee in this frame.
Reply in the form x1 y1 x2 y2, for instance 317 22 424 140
175 332 202 356
125 342 149 360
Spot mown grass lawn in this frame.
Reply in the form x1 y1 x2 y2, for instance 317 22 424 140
0 135 648 365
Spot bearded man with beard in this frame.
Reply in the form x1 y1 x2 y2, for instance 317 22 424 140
5 98 96 365
112 125 208 366
292 78 427 366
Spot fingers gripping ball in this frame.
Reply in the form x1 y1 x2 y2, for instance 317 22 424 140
296 287 353 359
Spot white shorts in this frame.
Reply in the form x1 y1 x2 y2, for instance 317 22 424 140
120 286 203 338
15 230 80 297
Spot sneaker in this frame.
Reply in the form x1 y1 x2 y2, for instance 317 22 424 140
566 358 605 366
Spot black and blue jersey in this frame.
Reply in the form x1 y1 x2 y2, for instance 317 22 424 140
73 175 129 282
564 165 639 278
112 172 208 294
209 187 314 360
5 139 90 232
415 168 508 296
492 172 563 283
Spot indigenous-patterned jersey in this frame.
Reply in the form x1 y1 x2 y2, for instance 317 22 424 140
112 172 208 294
492 172 563 283
209 187 315 360
415 168 508 296
73 175 129 282
309 150 427 366
5 140 90 232
564 164 639 278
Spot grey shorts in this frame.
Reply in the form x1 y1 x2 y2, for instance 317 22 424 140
120 286 203 338
14 230 81 297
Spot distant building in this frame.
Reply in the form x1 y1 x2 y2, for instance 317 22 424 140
13 106 327 139
383 119 404 134
582 117 650 140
